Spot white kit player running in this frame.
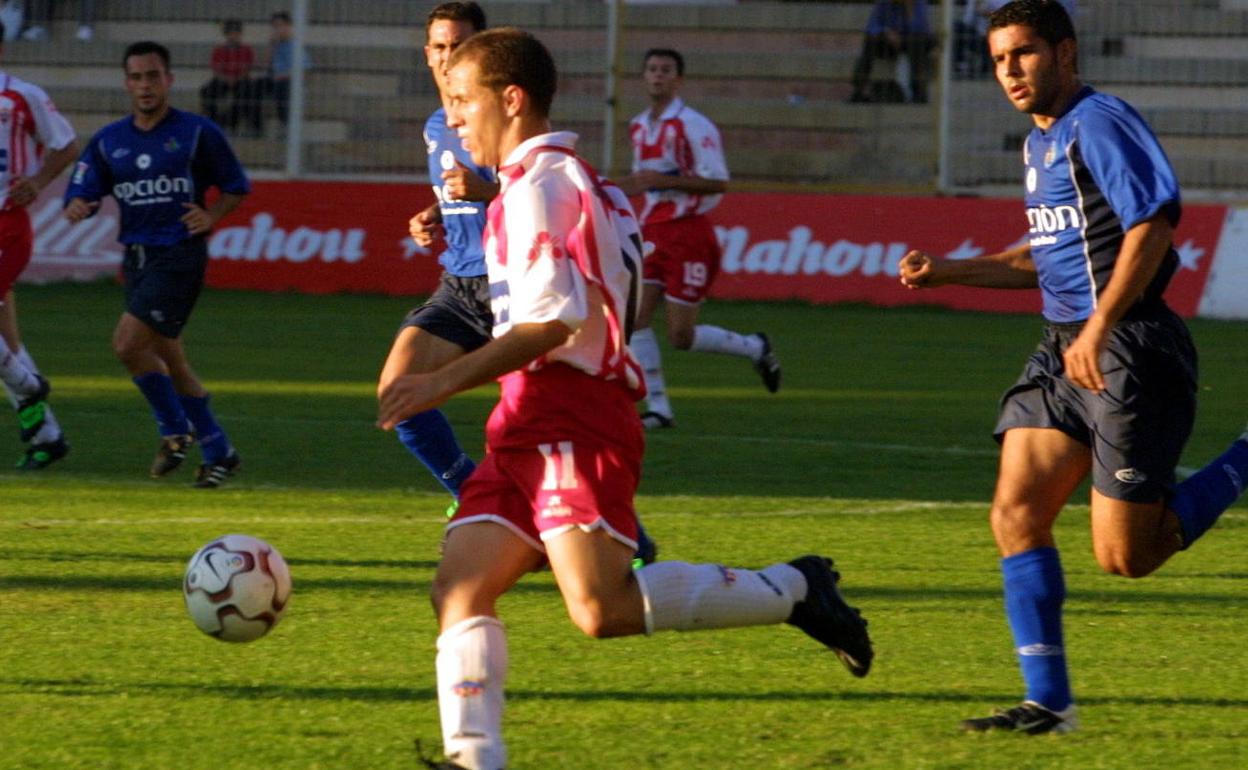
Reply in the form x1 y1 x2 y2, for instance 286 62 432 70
0 30 79 470
376 29 872 770
616 48 781 430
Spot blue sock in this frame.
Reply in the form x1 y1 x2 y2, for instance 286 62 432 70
1002 547 1072 712
133 372 191 437
396 409 476 497
179 393 232 463
1170 438 1248 549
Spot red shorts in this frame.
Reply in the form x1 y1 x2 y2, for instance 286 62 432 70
450 365 644 554
641 214 721 305
0 207 33 297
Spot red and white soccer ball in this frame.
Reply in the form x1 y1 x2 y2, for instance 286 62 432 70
183 534 292 643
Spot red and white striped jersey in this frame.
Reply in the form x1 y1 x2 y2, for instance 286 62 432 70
0 73 75 210
485 131 645 397
628 97 728 225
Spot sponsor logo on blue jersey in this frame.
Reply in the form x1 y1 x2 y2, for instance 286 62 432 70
113 175 191 205
1026 204 1083 247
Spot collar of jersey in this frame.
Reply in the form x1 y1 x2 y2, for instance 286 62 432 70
499 130 579 173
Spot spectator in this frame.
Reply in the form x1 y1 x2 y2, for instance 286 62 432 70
200 19 260 136
259 11 310 134
21 0 93 41
847 0 935 104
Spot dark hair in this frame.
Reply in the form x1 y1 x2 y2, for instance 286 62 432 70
450 27 557 118
427 1 487 34
271 11 292 24
988 0 1076 47
643 48 684 76
223 18 243 34
123 41 171 70
0 21 5 40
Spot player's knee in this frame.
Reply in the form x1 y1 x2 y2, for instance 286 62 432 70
564 597 623 639
989 502 1037 541
667 327 695 350
1093 546 1157 579
429 573 470 620
112 335 144 366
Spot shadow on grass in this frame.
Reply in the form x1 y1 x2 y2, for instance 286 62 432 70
0 574 1240 609
5 677 1248 710
3 550 442 570
0 574 555 595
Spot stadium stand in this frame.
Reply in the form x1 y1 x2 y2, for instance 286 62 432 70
3 0 1245 194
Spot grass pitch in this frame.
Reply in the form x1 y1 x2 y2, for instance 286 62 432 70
2 282 1246 769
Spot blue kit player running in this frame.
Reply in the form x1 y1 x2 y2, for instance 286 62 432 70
899 0 1248 734
65 41 249 488
378 2 657 564
377 2 495 505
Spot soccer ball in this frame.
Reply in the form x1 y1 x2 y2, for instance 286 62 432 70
183 534 292 643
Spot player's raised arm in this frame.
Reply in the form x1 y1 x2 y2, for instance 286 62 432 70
899 243 1037 290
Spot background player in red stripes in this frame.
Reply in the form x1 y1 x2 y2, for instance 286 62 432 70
615 49 781 430
0 22 78 469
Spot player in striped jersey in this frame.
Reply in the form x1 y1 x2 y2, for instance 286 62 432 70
377 29 872 770
379 2 658 568
0 23 78 469
899 0 1247 734
616 49 781 430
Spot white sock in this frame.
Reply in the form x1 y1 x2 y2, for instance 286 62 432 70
14 347 60 442
630 327 672 418
690 325 764 361
0 347 40 396
436 616 508 770
633 561 807 635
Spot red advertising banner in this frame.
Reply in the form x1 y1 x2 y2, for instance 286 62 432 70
205 181 439 295
25 179 1229 319
708 192 1226 318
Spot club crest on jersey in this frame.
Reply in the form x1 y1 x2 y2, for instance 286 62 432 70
528 232 563 262
1043 144 1057 168
136 153 151 170
163 137 180 153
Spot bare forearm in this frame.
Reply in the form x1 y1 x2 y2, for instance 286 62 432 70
658 175 727 195
935 245 1038 288
1084 215 1173 329
207 192 246 225
431 321 573 398
30 142 79 190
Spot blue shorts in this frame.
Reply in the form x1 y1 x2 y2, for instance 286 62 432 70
121 238 208 339
994 305 1198 503
398 271 492 353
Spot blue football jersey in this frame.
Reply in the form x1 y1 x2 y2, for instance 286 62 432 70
1023 86 1181 323
65 108 250 246
424 108 491 277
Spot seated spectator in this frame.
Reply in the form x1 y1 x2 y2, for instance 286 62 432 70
258 11 311 135
848 0 935 104
21 0 94 41
200 19 261 136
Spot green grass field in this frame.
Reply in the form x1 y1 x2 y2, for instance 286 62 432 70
2 282 1246 769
